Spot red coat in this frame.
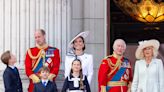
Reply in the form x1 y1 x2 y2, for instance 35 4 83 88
98 55 132 92
25 46 60 92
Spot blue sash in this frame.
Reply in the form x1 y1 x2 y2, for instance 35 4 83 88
33 58 44 73
106 58 129 91
33 47 56 73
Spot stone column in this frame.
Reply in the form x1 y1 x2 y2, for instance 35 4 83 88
0 0 68 91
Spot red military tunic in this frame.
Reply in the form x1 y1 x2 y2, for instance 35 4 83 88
98 54 132 92
25 45 60 92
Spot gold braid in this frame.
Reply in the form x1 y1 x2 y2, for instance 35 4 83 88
28 49 43 59
107 58 122 77
28 49 46 68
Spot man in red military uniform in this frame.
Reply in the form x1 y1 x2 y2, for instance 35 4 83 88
25 29 60 92
98 39 132 92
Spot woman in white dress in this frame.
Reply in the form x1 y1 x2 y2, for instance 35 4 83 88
64 31 93 84
131 39 164 92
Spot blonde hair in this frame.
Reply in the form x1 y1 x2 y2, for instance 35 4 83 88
135 39 160 59
138 47 158 59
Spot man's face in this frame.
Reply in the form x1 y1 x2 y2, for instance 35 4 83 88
34 31 45 46
114 41 126 56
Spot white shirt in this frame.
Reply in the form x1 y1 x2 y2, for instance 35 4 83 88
131 58 164 92
41 79 48 86
68 75 85 88
8 65 15 69
64 53 93 84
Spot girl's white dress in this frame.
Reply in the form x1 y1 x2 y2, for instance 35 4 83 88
64 53 93 84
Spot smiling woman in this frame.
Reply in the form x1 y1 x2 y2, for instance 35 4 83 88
62 59 91 92
143 46 154 59
64 31 93 85
131 39 164 92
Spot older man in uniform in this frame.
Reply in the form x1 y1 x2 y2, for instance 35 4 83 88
25 29 60 92
98 39 132 92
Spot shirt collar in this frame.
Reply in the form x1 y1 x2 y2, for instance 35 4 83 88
112 52 123 60
41 79 48 83
8 65 15 69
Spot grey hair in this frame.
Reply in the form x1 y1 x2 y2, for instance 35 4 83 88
113 39 126 51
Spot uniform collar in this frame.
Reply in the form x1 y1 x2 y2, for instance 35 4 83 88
36 43 48 49
8 65 15 69
112 52 123 60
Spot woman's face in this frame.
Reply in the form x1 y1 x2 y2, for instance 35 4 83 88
73 37 84 51
72 60 82 72
143 46 154 58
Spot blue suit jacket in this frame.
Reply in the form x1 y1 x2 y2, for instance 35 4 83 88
3 66 23 92
33 81 58 92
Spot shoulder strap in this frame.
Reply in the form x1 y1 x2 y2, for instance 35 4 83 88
28 49 43 59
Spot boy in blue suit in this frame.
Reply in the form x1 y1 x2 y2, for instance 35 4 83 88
33 66 58 92
1 50 23 92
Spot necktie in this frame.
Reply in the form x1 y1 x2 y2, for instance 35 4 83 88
43 82 47 86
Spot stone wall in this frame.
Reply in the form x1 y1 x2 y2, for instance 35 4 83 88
70 0 106 91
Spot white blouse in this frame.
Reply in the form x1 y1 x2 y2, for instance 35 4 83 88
64 53 93 84
131 58 164 92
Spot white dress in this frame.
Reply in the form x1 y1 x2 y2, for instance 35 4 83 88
64 53 93 84
131 58 164 92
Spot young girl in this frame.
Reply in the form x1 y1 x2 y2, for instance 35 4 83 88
62 59 91 92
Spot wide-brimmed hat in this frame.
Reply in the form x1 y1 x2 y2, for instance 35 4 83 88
68 31 89 49
135 39 160 59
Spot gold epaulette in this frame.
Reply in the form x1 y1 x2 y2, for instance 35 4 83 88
101 55 112 64
28 48 43 60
